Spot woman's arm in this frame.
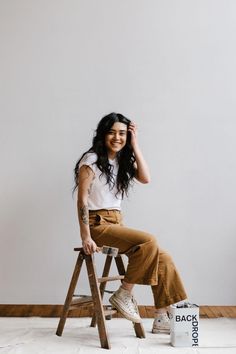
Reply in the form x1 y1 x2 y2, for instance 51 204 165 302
128 122 151 184
77 165 98 254
133 144 151 184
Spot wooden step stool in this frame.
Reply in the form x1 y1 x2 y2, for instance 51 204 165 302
56 246 145 349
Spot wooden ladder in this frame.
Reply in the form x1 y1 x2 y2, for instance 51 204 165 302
56 247 145 349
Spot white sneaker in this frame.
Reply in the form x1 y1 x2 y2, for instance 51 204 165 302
109 287 141 323
152 312 170 334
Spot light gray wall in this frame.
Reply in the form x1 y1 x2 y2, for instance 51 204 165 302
1 0 236 305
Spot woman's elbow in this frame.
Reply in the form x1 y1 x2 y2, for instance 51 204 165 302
143 177 151 184
139 176 151 184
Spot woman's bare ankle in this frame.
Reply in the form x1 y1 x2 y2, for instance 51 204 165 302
155 307 168 315
121 281 134 292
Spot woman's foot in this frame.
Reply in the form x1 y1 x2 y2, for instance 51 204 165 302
109 287 141 323
152 312 170 334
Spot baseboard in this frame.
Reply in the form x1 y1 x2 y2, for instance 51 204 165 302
0 305 236 318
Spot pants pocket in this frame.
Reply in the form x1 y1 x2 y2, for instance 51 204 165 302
89 213 107 226
95 213 106 225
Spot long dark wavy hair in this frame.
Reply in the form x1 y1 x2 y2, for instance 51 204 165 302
73 112 136 198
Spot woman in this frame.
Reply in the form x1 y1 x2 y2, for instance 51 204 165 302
74 112 187 333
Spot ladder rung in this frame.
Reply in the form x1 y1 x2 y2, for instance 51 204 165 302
104 309 118 316
104 289 115 294
70 296 93 306
98 275 124 283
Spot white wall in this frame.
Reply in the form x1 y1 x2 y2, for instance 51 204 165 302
1 0 236 305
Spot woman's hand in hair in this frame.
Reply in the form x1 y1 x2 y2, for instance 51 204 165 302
129 121 151 184
128 121 138 149
82 237 99 255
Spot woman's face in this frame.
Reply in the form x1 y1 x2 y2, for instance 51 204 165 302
105 122 128 159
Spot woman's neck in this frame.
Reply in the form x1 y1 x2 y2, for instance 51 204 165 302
108 152 117 161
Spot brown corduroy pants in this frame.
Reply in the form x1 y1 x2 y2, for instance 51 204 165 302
89 209 187 309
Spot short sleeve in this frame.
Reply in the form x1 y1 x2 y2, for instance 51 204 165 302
78 152 97 173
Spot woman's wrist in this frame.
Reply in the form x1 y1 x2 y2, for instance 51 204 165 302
132 142 140 154
81 235 92 242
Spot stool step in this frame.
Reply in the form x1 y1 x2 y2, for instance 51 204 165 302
104 309 118 317
104 289 115 294
70 296 93 306
98 275 124 283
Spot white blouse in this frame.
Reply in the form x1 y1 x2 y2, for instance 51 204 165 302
79 152 122 210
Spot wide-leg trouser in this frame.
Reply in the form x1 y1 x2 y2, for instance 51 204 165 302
89 209 187 309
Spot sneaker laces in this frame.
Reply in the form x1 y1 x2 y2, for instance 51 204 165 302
122 292 139 315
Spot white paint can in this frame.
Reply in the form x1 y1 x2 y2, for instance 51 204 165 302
169 303 199 347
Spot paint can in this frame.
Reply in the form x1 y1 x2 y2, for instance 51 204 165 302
169 302 199 347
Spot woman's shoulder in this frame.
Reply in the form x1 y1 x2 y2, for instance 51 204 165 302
79 151 98 167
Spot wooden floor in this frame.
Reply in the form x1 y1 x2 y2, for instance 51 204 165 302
0 305 236 318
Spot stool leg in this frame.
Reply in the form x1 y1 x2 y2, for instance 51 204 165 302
56 252 84 336
115 255 146 339
90 255 112 327
85 255 111 349
114 254 126 275
133 321 146 338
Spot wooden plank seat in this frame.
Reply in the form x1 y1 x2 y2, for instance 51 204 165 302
56 247 145 349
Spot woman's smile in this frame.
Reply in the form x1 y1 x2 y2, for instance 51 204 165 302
111 142 122 147
105 122 127 158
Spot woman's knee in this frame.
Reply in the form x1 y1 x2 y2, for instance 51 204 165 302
144 234 159 250
159 250 174 266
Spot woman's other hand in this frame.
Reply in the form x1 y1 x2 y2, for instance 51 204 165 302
128 121 138 148
82 237 99 255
